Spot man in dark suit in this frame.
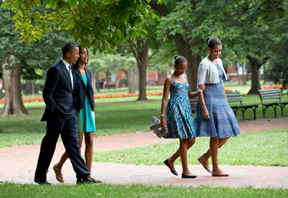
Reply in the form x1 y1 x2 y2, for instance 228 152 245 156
34 42 97 184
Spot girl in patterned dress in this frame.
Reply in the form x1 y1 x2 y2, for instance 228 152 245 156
160 56 204 179
195 37 240 177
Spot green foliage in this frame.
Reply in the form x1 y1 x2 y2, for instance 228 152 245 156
265 2 288 88
3 0 158 53
155 0 241 57
0 3 73 80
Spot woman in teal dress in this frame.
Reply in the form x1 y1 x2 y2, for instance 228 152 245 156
53 46 99 183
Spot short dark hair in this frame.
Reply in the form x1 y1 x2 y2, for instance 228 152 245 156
62 42 77 56
174 55 187 65
205 37 222 49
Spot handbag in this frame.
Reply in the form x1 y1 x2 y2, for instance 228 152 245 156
149 116 168 138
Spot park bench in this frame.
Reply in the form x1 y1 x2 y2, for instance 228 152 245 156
226 91 259 119
190 91 259 119
190 97 198 114
258 88 288 117
105 84 116 89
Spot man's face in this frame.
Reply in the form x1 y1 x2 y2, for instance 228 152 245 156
67 47 79 64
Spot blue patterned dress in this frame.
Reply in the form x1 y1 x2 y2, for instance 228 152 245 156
77 75 96 133
195 64 240 138
164 75 196 139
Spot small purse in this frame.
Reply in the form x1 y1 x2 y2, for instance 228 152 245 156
149 116 168 138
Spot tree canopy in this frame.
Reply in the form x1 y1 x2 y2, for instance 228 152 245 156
3 0 160 53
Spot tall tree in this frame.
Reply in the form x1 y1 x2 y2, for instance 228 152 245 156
128 26 160 100
147 0 286 92
147 0 240 91
4 0 160 100
265 1 288 89
86 59 103 92
0 3 72 116
228 0 286 94
116 17 161 100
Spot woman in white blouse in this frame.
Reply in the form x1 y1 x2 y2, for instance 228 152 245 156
195 37 240 176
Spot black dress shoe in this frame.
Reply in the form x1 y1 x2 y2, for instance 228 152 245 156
34 177 51 185
164 159 178 176
76 176 102 184
182 173 197 179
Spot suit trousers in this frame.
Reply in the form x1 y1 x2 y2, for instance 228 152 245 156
35 114 90 179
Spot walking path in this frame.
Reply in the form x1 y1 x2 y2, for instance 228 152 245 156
0 116 288 188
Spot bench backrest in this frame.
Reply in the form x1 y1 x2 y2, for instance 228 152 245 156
258 88 282 104
226 91 243 105
190 91 244 106
190 97 198 113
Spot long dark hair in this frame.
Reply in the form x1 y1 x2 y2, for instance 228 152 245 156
73 45 89 69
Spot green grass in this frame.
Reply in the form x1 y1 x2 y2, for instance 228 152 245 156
93 129 288 167
1 182 288 198
0 97 162 147
0 91 287 147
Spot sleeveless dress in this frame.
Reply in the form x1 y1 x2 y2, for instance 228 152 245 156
77 75 96 133
164 75 196 139
195 64 240 138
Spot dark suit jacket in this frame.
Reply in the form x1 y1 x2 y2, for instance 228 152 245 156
74 67 95 111
41 59 76 121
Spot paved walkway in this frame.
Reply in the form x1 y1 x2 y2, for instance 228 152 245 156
0 116 288 188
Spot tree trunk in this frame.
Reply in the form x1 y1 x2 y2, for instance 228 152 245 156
95 71 100 92
91 72 97 93
0 81 4 99
137 59 148 100
236 62 241 85
242 63 247 85
131 40 149 100
128 68 138 93
247 55 261 94
171 34 201 91
148 1 202 91
0 55 28 116
246 62 250 84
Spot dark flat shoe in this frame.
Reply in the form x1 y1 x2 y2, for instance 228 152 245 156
76 176 102 184
34 177 51 185
164 159 178 176
182 173 197 179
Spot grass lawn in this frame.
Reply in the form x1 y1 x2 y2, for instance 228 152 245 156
1 182 287 198
92 129 288 167
0 93 287 147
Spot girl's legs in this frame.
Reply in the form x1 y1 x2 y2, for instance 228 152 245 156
198 137 229 173
167 139 195 172
179 139 194 175
53 133 84 183
84 132 94 179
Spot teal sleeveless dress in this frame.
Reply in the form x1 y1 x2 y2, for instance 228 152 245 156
77 75 96 133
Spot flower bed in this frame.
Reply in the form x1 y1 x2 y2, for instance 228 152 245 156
261 84 288 89
0 89 233 104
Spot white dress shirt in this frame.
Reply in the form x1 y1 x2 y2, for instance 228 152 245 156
61 58 73 89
